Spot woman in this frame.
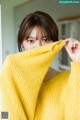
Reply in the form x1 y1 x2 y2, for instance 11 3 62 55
0 11 80 120
18 11 80 81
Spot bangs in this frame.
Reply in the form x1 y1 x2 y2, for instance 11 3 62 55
25 24 49 39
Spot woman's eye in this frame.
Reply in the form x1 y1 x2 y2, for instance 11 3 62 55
27 40 34 44
43 38 51 42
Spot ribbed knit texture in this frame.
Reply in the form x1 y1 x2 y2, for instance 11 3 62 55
0 40 80 120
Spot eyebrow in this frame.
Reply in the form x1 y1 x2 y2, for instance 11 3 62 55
27 36 49 39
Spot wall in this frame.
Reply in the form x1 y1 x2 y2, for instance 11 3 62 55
0 0 31 64
15 0 80 25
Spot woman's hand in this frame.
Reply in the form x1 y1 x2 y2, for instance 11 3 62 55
64 38 80 61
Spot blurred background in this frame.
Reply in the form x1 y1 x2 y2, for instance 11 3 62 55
0 0 80 70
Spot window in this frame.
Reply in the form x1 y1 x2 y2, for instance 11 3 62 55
58 16 80 70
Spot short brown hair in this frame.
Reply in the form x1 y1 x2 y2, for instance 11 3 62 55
17 11 59 52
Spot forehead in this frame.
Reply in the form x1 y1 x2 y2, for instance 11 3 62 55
29 26 47 38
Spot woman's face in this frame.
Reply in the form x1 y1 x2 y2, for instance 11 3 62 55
22 27 53 50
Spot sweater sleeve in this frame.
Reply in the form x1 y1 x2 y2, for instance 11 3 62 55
0 40 65 120
0 55 46 120
0 56 29 120
62 61 80 120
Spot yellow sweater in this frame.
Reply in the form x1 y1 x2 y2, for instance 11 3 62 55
0 40 80 120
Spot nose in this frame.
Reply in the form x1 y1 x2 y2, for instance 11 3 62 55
35 41 42 48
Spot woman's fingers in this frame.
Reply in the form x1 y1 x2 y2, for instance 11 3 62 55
63 38 80 61
64 38 80 49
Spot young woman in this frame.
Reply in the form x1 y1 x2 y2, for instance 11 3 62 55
18 11 80 81
0 11 80 120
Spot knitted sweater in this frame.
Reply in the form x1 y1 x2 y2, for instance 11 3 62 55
0 40 80 120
